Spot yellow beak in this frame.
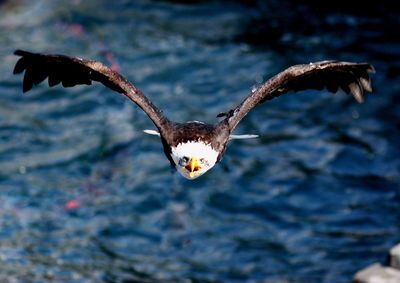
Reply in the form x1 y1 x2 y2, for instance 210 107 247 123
185 157 202 178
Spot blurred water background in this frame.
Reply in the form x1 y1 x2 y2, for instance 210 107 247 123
0 0 399 282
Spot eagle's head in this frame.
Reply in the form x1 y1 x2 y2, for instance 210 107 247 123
171 141 219 180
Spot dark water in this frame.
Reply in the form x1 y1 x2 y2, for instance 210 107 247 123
0 1 399 282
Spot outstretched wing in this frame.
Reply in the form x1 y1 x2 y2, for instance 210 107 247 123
219 60 375 131
13 49 170 131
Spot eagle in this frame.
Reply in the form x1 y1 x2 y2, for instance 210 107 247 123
13 50 375 179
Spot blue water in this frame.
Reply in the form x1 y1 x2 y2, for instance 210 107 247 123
0 1 399 282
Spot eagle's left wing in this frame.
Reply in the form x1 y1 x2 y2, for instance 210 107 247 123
218 60 375 132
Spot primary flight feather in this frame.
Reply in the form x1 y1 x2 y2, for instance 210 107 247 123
13 50 375 179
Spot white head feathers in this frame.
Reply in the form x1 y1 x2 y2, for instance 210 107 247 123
171 141 219 179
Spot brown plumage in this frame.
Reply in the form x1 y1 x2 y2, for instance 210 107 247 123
219 60 375 131
13 50 375 179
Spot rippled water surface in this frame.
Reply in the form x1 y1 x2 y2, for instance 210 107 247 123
0 1 399 282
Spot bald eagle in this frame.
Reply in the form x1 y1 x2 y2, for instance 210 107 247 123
13 50 374 179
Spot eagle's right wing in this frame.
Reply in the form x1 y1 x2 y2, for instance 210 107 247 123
13 50 170 131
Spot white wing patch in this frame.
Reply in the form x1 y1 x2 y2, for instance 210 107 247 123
229 134 259 140
143 129 160 136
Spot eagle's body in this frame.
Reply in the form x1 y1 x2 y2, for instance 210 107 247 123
154 120 229 178
13 50 375 179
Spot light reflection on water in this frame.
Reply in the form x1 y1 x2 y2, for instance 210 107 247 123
0 0 399 282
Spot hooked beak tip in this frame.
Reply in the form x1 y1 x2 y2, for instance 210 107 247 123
185 157 201 175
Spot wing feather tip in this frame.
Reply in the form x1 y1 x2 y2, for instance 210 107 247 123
349 82 364 103
367 64 376 73
360 77 373 93
13 62 24 74
22 80 32 93
14 49 27 56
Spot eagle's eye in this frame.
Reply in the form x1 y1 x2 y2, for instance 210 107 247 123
178 156 189 166
199 158 208 166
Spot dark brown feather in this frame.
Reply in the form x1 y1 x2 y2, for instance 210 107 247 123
13 51 375 169
13 49 170 133
220 60 375 131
